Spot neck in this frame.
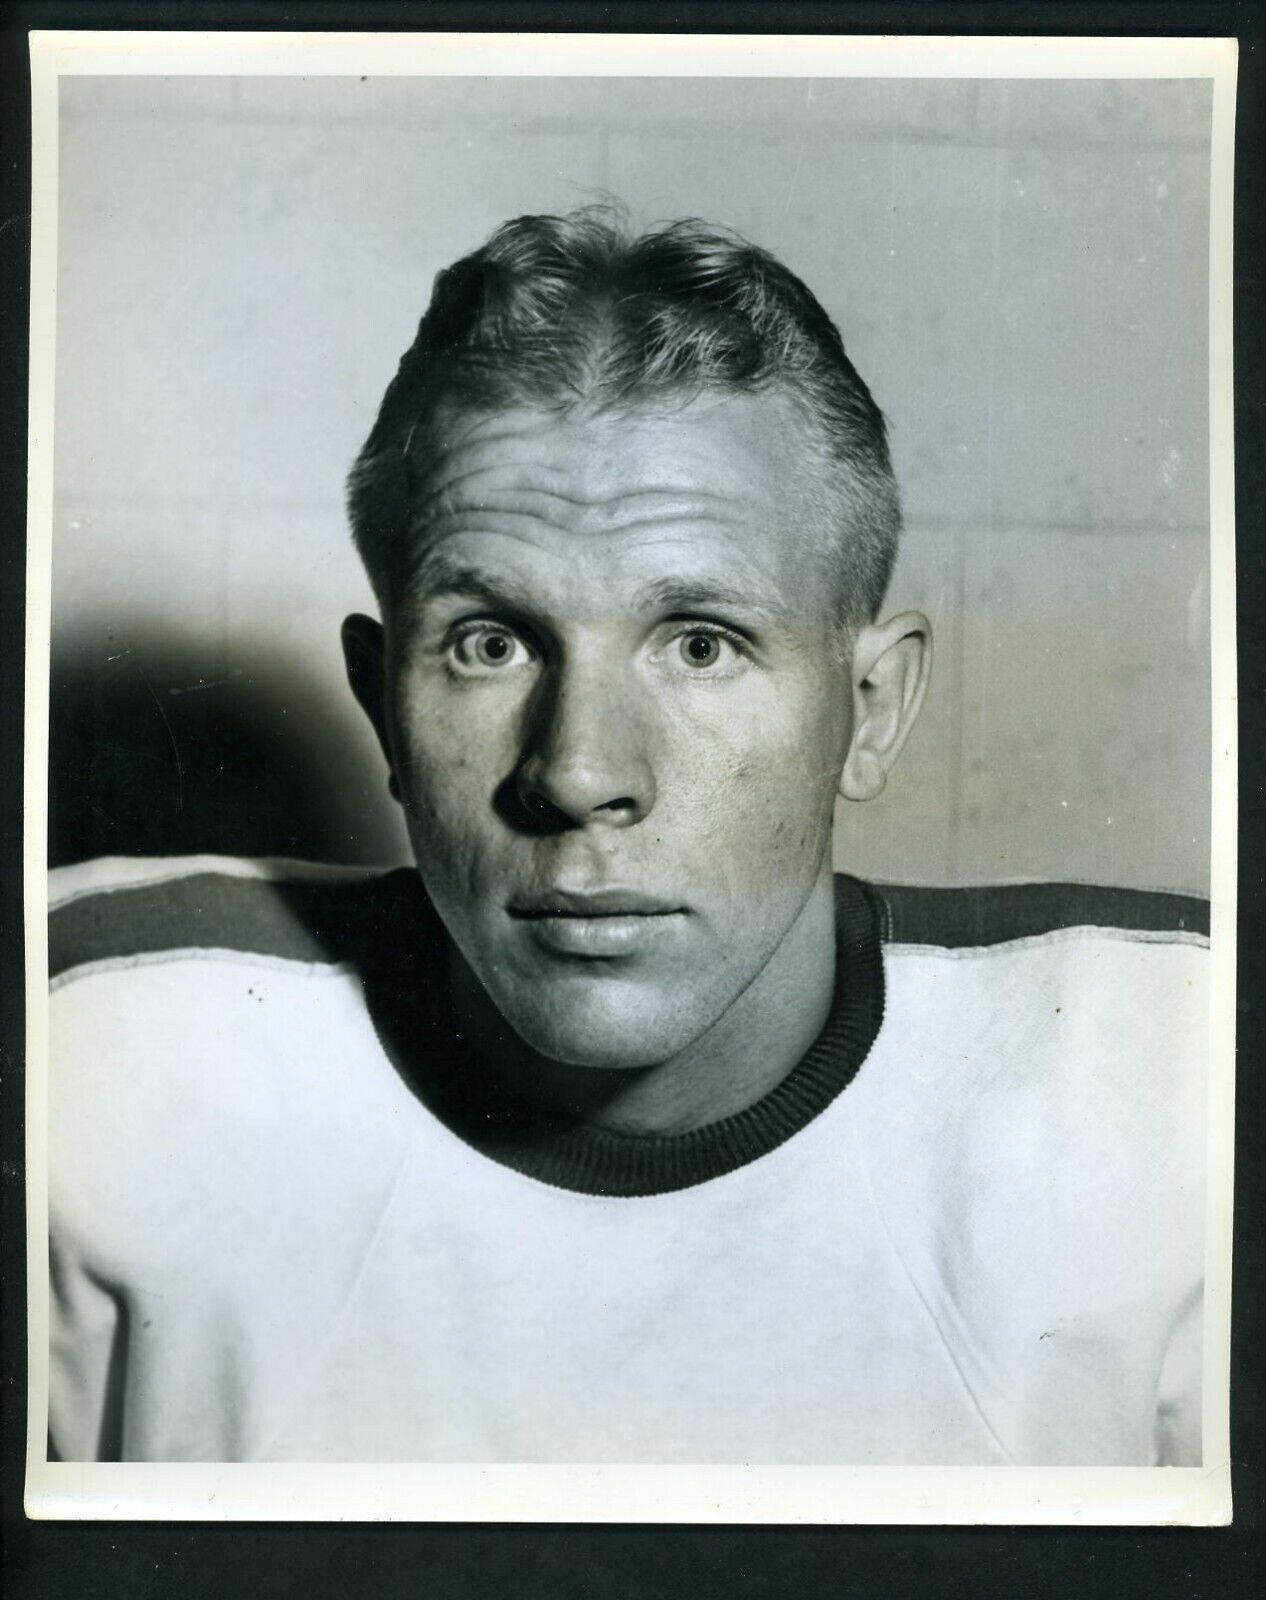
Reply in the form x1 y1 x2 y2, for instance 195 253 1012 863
448 866 839 1137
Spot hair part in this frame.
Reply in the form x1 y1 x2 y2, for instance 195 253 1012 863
348 206 901 629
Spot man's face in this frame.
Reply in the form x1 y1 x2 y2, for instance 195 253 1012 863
378 392 860 1069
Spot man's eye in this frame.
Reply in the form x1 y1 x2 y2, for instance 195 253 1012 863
676 630 740 671
450 626 532 673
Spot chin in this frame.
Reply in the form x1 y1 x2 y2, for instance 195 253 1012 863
495 974 706 1071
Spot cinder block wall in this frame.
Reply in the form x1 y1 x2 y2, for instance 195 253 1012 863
50 76 1212 893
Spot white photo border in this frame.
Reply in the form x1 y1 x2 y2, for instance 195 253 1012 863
23 29 1238 1526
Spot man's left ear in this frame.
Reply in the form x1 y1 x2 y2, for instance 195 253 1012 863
839 611 932 803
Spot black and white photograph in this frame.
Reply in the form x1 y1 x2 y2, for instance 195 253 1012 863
23 32 1236 1524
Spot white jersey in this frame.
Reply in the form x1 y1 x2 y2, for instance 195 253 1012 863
46 856 1208 1465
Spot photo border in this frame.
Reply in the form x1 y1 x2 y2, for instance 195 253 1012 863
17 23 1239 1532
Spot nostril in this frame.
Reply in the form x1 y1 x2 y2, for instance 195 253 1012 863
527 789 568 822
492 775 572 836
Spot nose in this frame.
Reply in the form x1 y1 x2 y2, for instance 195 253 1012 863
511 653 657 830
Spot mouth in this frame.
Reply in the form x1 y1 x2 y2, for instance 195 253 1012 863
510 888 683 918
507 889 687 958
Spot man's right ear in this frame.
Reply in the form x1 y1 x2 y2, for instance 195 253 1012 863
341 614 399 800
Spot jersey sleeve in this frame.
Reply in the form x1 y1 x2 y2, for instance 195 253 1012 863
1155 1284 1203 1467
48 1220 126 1461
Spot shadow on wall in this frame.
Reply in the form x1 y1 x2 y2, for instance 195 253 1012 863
49 622 405 868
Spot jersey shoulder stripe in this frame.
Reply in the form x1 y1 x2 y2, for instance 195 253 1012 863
870 879 1209 949
47 856 424 982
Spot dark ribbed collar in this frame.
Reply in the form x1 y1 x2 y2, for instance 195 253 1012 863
360 873 886 1198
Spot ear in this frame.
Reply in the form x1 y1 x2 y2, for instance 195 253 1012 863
341 614 400 801
839 610 932 803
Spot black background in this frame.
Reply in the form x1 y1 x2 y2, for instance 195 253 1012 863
2 4 1263 1596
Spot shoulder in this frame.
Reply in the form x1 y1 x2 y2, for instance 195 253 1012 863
853 874 1209 1120
48 853 435 1098
850 874 1210 1217
47 856 432 1275
859 876 1209 1095
860 876 1209 1118
850 878 1210 1429
851 876 1209 1305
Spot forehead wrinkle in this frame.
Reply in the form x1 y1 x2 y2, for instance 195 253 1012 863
418 509 751 552
415 463 755 539
419 420 772 502
424 391 826 511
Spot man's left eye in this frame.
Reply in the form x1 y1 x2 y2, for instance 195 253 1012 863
676 630 739 670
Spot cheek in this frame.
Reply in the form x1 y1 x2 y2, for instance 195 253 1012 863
706 766 835 876
663 684 847 867
390 678 512 797
387 685 516 893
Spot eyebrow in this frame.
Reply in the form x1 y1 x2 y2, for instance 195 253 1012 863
403 552 783 626
635 576 777 619
404 554 539 614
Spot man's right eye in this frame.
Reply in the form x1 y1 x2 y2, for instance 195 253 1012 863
448 624 534 674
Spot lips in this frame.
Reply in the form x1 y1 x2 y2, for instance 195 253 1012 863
507 888 686 958
509 887 683 918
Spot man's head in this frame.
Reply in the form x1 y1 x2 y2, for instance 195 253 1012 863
343 208 930 1071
